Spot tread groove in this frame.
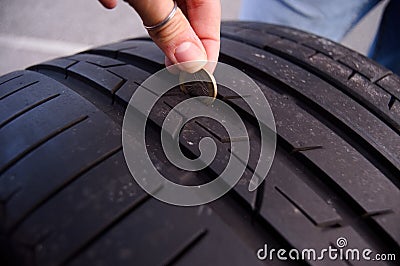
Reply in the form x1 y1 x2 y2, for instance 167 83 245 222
64 61 79 72
105 69 128 94
86 61 126 69
388 96 396 110
290 145 323 153
253 181 265 215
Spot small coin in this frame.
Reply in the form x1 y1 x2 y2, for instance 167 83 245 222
179 68 217 100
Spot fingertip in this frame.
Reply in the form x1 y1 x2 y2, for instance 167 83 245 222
99 0 118 9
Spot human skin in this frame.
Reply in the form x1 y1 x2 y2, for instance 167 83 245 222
98 0 221 73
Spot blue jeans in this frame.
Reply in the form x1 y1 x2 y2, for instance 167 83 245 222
240 0 400 75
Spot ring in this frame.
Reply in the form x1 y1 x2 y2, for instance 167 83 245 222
143 1 178 31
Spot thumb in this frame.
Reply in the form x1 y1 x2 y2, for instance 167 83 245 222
127 0 207 73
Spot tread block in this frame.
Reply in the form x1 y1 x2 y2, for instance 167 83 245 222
347 73 392 111
34 58 77 71
67 62 125 94
338 53 391 82
308 53 353 81
107 64 152 103
92 40 144 54
302 37 351 60
377 74 400 100
67 54 124 68
256 24 313 43
347 76 400 131
270 38 315 60
235 21 356 61
118 40 165 65
261 186 379 259
373 212 400 246
221 25 280 47
270 160 342 227
391 99 400 115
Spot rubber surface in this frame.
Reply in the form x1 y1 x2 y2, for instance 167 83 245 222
0 22 399 265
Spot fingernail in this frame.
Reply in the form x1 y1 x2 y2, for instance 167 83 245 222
175 42 206 62
174 42 207 73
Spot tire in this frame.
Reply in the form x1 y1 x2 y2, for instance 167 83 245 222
0 22 399 266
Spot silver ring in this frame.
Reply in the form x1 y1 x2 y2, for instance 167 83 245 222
144 1 178 31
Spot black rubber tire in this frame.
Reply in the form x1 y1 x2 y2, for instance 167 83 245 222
0 22 399 266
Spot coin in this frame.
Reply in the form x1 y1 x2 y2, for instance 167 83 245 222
179 68 217 100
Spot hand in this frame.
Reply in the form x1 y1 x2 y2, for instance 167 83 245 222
99 0 221 73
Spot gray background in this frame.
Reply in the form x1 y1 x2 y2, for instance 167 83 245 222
0 0 389 76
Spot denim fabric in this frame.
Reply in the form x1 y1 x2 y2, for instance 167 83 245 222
239 0 400 74
239 0 380 41
370 0 400 74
